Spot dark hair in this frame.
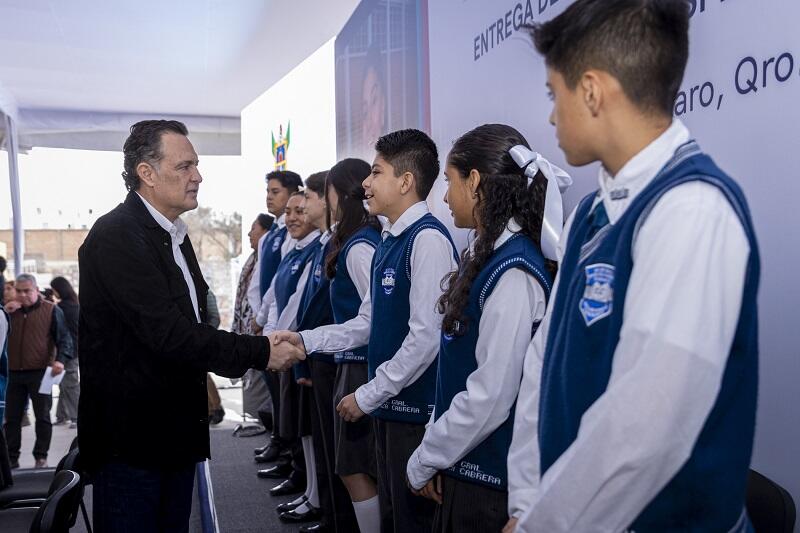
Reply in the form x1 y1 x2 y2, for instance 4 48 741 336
438 124 554 336
375 129 440 200
265 170 303 192
50 276 79 303
0 256 6 272
324 159 381 278
122 120 189 191
529 0 690 116
255 213 274 232
304 171 328 197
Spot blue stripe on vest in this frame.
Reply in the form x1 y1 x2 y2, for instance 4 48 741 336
330 226 380 364
367 214 458 424
538 141 760 531
259 225 288 299
436 233 551 490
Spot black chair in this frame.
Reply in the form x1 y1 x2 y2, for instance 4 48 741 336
746 469 796 533
0 470 82 533
0 437 79 509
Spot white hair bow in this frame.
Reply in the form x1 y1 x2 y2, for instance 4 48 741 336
508 145 573 261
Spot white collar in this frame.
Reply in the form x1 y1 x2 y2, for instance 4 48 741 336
293 229 321 250
597 119 691 224
383 201 429 240
136 192 188 245
275 213 286 229
320 229 333 245
468 218 523 254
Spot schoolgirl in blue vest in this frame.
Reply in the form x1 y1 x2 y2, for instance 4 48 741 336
275 130 459 533
406 124 571 532
506 2 760 532
252 170 302 465
263 191 322 509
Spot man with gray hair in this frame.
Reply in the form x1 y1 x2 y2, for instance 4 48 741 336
4 273 74 469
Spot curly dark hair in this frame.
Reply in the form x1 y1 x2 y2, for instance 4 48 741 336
121 120 189 192
438 124 555 336
324 158 381 279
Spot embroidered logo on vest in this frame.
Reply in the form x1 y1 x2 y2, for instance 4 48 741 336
291 261 301 274
314 264 323 282
579 263 615 326
381 268 396 295
272 238 281 252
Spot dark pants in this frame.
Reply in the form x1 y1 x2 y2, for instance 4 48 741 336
263 370 281 440
310 359 358 532
374 418 436 533
433 475 509 533
55 357 80 422
92 460 195 533
4 369 52 461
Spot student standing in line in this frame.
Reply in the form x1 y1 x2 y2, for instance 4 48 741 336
261 191 322 502
406 124 571 532
252 171 303 465
274 129 459 532
505 2 760 532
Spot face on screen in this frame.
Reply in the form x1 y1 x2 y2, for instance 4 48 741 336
361 66 386 152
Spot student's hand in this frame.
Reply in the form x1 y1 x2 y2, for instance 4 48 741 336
419 473 443 504
502 517 518 533
51 361 65 376
251 317 261 332
267 332 306 372
336 393 365 422
272 330 305 351
297 378 313 387
4 301 21 313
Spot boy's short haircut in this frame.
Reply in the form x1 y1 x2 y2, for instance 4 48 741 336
266 170 303 193
530 0 690 116
375 129 440 200
305 171 328 197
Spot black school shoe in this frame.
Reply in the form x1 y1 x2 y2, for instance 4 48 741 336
257 462 293 479
299 522 331 532
254 444 285 463
279 504 322 523
276 496 307 513
269 476 306 497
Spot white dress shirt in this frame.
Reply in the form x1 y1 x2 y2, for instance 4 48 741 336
261 229 321 334
300 202 458 414
406 218 548 490
137 193 200 323
509 119 751 532
247 214 286 315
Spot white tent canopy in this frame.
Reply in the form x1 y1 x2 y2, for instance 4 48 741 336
0 0 360 273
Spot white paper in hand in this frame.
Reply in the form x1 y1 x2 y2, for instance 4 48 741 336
39 366 66 395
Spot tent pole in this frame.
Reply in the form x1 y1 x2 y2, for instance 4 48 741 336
5 114 24 277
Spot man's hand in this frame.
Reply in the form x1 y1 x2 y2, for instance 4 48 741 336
272 330 304 349
418 474 443 504
267 332 306 372
502 517 518 533
4 301 21 313
336 392 365 422
51 361 65 376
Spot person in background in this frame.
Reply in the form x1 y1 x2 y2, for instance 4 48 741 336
3 281 16 310
234 214 274 427
0 305 8 425
204 289 226 425
4 273 74 469
0 256 7 305
51 276 81 429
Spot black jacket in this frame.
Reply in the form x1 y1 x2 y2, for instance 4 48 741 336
77 192 269 471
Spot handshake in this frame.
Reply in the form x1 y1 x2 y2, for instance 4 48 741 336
266 331 307 372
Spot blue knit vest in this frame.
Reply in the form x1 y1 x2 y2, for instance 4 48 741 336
273 235 321 315
539 142 759 532
330 226 380 364
436 233 551 490
259 224 289 299
297 239 334 364
367 213 457 424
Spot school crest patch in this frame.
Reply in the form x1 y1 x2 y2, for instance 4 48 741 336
271 238 281 252
579 263 615 326
314 264 323 282
381 268 396 295
291 261 301 274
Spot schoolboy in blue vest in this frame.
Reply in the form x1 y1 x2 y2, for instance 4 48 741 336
504 2 760 532
274 130 459 532
252 170 303 465
406 124 571 532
